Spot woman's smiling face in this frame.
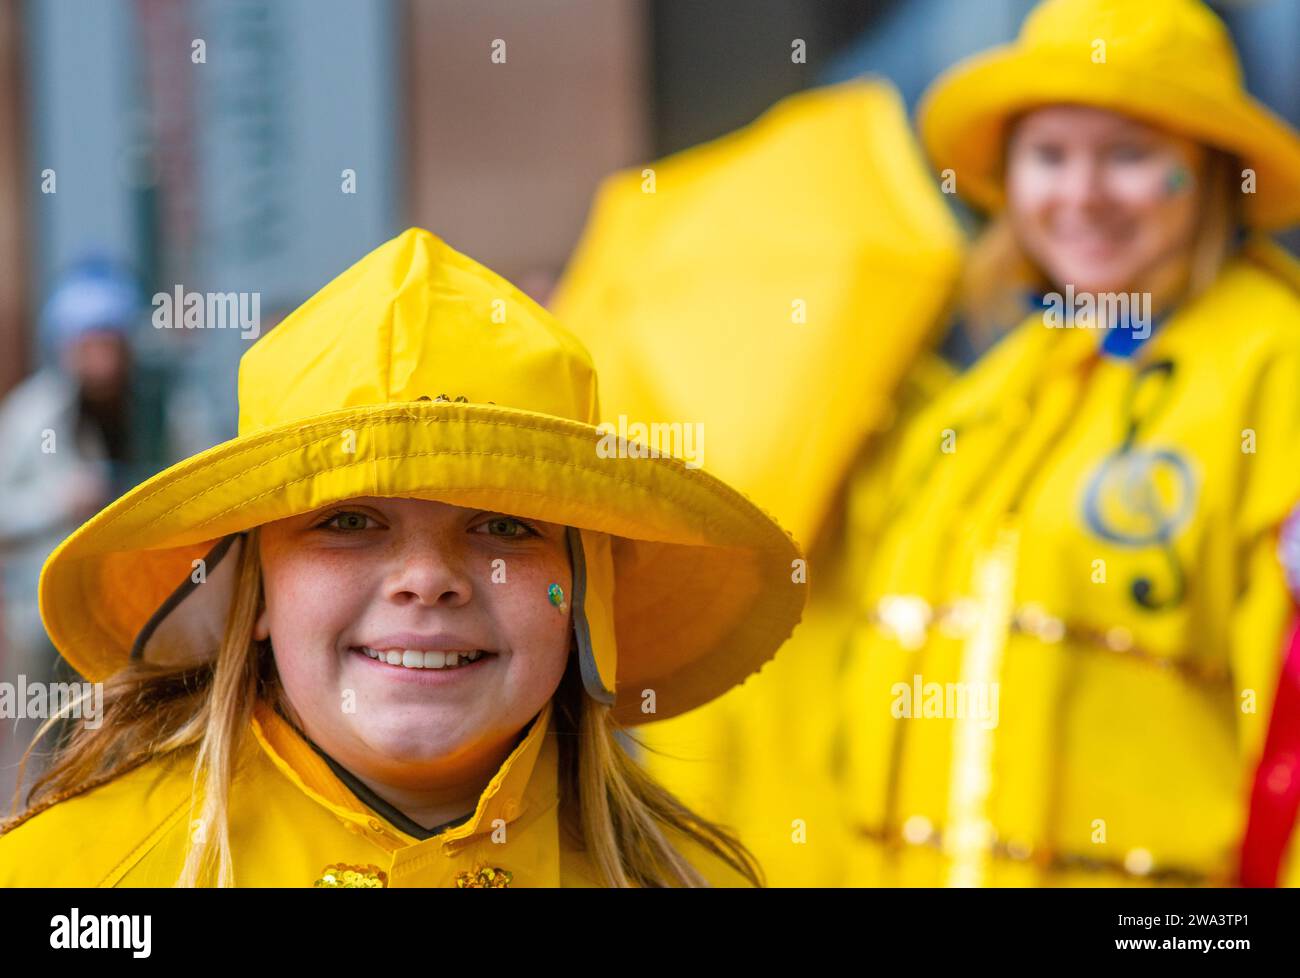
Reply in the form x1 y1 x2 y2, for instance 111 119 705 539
253 497 573 791
1004 105 1205 295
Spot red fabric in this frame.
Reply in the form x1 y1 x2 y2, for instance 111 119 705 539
1240 616 1300 886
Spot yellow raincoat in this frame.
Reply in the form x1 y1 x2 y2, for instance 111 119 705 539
629 239 1300 888
831 238 1300 886
0 698 750 887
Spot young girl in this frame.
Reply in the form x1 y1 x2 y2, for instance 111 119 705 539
0 228 806 887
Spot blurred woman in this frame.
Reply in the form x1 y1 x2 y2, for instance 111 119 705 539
835 0 1300 885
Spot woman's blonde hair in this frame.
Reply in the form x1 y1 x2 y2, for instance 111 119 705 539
3 525 764 888
958 139 1244 351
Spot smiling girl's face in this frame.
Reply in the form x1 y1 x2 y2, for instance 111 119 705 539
253 497 573 795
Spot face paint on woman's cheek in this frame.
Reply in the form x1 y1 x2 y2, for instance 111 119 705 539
1164 165 1192 197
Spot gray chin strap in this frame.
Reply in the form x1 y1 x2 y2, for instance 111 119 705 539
567 526 615 706
129 528 616 705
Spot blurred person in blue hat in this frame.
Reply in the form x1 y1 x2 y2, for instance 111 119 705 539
0 254 205 808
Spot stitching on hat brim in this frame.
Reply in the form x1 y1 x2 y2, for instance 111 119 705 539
72 409 800 555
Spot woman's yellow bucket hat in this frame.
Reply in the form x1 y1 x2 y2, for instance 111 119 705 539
918 0 1300 230
37 228 806 725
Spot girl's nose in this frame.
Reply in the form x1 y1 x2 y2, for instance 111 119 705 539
384 540 475 608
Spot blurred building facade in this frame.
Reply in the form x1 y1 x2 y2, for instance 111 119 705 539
0 2 27 398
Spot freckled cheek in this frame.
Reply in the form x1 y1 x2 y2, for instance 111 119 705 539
263 553 368 655
481 553 573 664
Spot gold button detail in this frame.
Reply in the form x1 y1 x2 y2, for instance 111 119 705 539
455 865 513 888
314 863 388 887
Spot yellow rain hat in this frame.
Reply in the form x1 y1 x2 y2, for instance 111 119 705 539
37 228 805 725
918 0 1300 230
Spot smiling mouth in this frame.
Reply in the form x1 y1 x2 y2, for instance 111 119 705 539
350 646 496 671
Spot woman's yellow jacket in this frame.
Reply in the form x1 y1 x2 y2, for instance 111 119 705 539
638 237 1300 886
0 699 750 887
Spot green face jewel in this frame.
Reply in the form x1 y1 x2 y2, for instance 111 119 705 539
1165 166 1190 195
548 583 565 608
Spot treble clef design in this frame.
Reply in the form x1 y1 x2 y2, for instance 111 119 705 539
1081 360 1196 611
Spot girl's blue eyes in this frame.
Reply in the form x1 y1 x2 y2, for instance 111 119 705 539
315 511 539 538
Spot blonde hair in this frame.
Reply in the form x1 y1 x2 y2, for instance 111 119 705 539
3 525 763 888
958 144 1244 350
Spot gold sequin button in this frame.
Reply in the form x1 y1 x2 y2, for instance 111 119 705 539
455 865 513 888
314 863 388 887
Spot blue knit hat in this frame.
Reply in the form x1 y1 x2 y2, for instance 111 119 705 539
41 255 142 351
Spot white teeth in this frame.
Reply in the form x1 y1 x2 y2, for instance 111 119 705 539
357 647 486 671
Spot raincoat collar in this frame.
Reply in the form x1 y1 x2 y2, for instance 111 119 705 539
1021 228 1247 361
1022 290 1173 361
249 698 555 850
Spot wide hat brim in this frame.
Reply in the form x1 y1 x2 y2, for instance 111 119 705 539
918 46 1300 231
38 400 805 726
